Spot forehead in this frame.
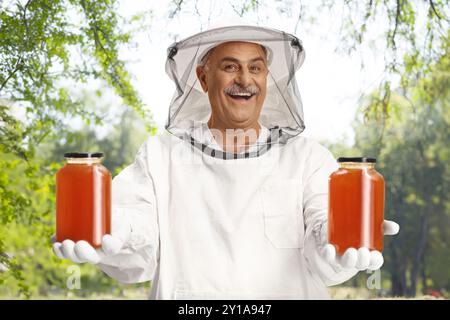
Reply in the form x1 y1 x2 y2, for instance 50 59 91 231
209 41 267 61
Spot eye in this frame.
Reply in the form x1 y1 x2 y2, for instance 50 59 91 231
250 63 267 74
224 64 239 72
249 65 261 73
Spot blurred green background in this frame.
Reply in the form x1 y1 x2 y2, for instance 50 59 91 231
0 0 449 299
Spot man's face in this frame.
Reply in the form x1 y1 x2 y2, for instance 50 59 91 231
196 41 268 129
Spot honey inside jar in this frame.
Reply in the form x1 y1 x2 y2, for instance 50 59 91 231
328 157 384 255
56 152 111 248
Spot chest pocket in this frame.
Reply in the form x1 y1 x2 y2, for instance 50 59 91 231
259 179 304 249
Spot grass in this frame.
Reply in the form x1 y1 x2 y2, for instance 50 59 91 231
1 287 447 300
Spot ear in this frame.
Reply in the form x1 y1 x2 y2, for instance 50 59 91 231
196 66 208 93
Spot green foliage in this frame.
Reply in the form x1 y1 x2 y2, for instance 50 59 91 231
0 153 58 298
0 0 153 160
0 100 148 298
0 0 153 298
0 219 149 299
348 33 450 296
1 0 448 299
323 9 450 296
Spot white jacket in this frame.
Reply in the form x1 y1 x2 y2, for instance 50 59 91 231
98 125 357 299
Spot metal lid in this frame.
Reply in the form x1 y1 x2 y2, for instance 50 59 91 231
337 157 376 163
64 152 103 158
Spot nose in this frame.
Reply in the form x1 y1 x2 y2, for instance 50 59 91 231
235 68 252 87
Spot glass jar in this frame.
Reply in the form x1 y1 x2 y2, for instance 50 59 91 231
328 157 384 255
56 152 111 248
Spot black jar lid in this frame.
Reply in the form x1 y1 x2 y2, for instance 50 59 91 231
337 157 376 163
64 152 103 158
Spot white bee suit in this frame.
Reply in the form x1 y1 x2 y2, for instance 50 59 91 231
98 123 357 299
97 22 359 299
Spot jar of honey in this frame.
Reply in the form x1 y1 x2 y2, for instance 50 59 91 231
56 152 111 248
328 157 384 255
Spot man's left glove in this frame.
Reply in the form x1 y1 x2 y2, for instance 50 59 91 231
319 220 400 271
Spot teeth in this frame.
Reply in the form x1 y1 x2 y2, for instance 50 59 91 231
230 93 252 97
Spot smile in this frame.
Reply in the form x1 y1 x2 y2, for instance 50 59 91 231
226 92 255 101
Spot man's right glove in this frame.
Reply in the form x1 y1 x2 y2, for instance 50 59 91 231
52 234 125 264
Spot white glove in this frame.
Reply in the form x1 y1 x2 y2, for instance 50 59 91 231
320 220 400 271
52 234 126 264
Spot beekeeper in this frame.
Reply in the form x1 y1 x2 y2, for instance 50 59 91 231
52 23 399 299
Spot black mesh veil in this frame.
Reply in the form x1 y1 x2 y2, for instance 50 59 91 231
164 25 306 158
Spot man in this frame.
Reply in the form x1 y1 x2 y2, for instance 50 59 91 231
52 24 399 299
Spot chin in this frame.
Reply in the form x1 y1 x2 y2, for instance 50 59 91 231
227 108 251 120
228 116 255 128
221 101 260 127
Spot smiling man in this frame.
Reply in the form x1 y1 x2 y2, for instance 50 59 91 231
52 23 399 299
196 41 267 154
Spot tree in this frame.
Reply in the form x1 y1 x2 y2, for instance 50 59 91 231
0 90 148 298
0 0 153 297
350 32 450 295
2 0 449 298
167 0 449 112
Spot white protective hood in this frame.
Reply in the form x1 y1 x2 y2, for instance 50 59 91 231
164 23 306 157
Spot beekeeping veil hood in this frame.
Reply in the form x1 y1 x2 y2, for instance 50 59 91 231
165 21 306 157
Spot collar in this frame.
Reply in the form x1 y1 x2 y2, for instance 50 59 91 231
192 122 270 154
186 121 283 160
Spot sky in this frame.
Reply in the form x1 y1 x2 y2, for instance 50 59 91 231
116 0 389 144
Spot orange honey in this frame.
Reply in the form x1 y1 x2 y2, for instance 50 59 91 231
328 157 384 255
56 153 111 248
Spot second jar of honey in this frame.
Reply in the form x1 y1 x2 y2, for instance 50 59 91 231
328 157 384 255
56 152 111 248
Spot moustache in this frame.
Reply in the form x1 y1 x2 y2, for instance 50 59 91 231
223 83 260 96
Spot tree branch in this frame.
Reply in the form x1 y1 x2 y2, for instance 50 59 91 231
230 2 245 17
0 58 22 92
194 0 203 31
169 0 184 19
429 0 443 20
0 0 36 92
390 0 401 51
294 2 303 35
23 0 33 11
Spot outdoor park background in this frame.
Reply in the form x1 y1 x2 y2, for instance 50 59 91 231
0 0 449 299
